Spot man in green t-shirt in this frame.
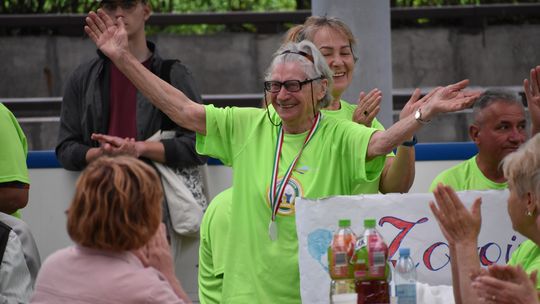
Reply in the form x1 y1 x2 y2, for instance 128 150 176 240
0 103 30 217
430 90 529 191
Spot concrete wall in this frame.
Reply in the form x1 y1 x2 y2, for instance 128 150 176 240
2 24 539 149
392 25 540 88
1 24 539 98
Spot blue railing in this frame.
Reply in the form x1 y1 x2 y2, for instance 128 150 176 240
28 142 478 169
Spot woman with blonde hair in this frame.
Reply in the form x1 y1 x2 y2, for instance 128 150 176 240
31 156 190 303
284 16 431 194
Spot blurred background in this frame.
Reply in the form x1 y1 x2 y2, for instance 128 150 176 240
1 0 540 149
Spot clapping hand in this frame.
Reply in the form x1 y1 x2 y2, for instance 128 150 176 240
91 133 140 157
524 65 540 135
471 265 539 304
429 184 482 246
352 88 382 127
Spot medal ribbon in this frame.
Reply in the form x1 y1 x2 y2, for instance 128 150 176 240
268 112 322 222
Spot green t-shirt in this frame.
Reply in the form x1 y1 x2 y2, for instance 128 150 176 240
0 103 29 218
198 187 232 304
196 105 385 303
429 156 507 191
508 239 540 291
322 100 393 194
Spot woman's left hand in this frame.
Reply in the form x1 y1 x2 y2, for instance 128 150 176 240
421 80 481 121
399 87 439 120
352 88 382 127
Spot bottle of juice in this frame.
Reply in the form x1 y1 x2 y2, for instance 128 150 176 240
328 219 357 303
354 218 390 304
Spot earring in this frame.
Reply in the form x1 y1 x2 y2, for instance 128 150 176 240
527 211 533 217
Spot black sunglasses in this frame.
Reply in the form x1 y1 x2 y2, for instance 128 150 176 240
264 76 323 93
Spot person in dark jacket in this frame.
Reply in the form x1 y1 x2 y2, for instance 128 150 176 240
56 0 207 287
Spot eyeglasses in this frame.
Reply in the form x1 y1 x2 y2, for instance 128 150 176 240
100 0 140 11
264 76 323 93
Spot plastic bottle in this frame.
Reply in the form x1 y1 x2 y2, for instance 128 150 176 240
354 218 390 304
394 248 417 304
328 219 357 304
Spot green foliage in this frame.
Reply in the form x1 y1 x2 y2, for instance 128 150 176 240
2 0 538 13
1 0 538 35
0 0 297 14
391 0 538 5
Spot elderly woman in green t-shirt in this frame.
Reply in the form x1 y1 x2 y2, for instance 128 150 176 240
84 9 479 302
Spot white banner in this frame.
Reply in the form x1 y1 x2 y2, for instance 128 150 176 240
295 190 525 304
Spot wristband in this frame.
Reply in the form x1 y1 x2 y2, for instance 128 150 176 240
401 135 417 147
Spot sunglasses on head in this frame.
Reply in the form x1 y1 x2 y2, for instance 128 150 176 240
100 0 140 11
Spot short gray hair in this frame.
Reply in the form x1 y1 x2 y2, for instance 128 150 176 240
473 89 524 125
264 40 334 109
502 133 540 200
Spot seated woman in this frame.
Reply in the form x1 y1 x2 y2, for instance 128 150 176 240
430 132 540 304
31 156 190 304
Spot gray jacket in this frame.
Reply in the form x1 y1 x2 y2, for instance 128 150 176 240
56 41 207 171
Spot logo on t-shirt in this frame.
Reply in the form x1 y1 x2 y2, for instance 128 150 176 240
268 177 304 216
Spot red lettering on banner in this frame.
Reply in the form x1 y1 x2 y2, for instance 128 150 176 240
479 242 501 266
379 216 428 262
423 242 451 271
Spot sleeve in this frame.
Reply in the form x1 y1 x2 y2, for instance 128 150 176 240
342 121 386 185
55 72 91 171
0 231 33 304
507 241 540 291
371 118 395 158
0 214 41 284
0 105 29 184
196 105 243 167
161 62 207 168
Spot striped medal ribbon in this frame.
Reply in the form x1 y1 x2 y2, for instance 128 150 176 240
268 112 322 241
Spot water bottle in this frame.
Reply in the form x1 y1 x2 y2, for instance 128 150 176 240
394 248 417 304
328 219 357 304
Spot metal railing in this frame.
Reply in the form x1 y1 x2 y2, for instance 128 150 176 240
2 86 526 121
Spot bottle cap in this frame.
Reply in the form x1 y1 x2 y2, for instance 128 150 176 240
338 219 351 227
399 247 410 257
364 218 376 228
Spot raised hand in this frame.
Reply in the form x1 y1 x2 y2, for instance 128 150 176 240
352 88 382 127
421 80 481 121
84 9 128 61
429 184 482 245
399 87 439 120
524 65 540 135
